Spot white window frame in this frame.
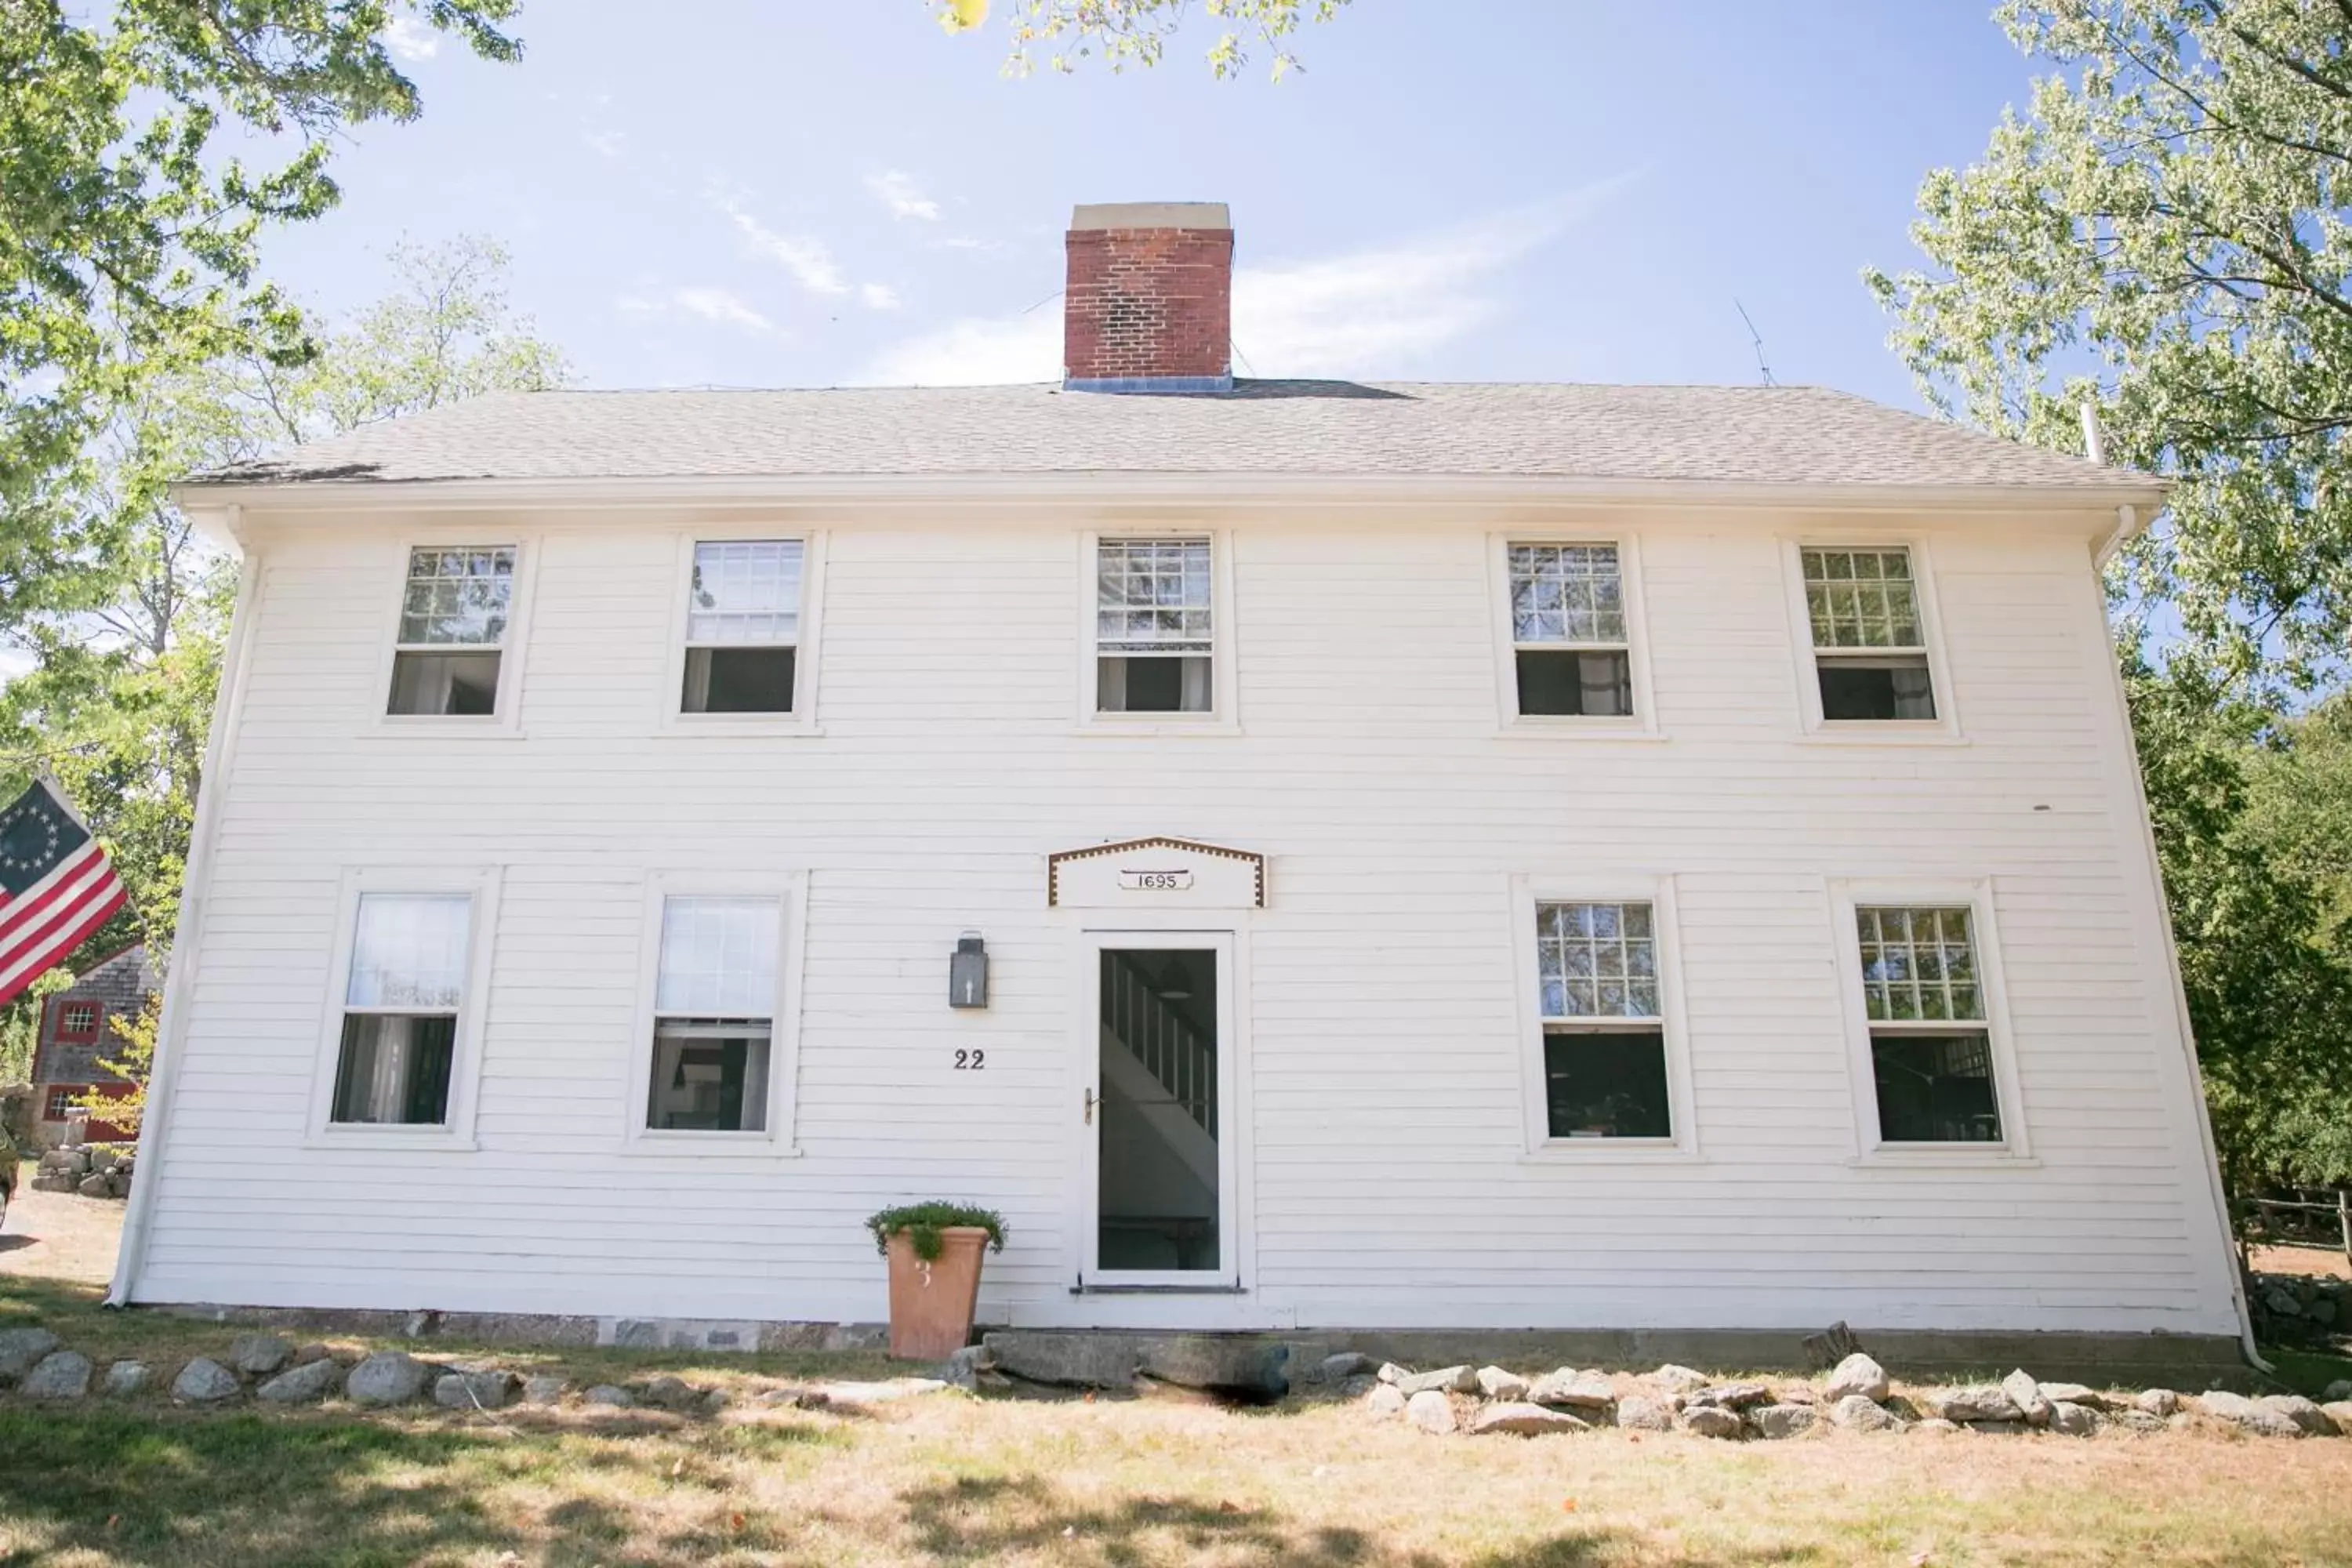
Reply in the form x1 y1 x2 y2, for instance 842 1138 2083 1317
1828 878 2031 1163
1076 528 1240 733
1511 875 1698 1160
1489 532 1661 737
304 866 503 1150
369 535 538 736
657 529 826 737
625 870 808 1152
1779 534 1962 742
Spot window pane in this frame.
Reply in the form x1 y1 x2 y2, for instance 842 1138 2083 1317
1515 650 1632 716
1802 548 1922 649
1535 902 1661 1018
1508 543 1626 644
1857 906 1982 1022
1544 1029 1671 1138
688 540 803 644
397 546 514 646
1098 655 1210 713
330 1014 456 1124
1871 1029 2002 1142
347 894 472 1008
683 646 796 713
387 651 501 716
657 897 779 1015
1096 539 1212 652
647 1021 771 1131
1817 655 1934 720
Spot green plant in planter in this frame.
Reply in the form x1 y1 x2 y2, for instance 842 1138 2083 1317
866 1202 1007 1262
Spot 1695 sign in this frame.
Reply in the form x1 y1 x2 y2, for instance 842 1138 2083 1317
1118 869 1192 891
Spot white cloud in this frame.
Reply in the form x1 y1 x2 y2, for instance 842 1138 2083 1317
720 200 848 297
620 287 778 336
866 171 942 223
383 14 441 61
583 130 625 159
861 282 903 310
861 183 1631 387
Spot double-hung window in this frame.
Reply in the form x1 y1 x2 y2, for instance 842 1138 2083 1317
54 1000 99 1044
332 893 471 1125
389 546 515 716
682 540 802 714
1855 906 2002 1143
1802 547 1936 721
1508 543 1633 717
1534 901 1671 1138
647 896 779 1134
1096 537 1213 713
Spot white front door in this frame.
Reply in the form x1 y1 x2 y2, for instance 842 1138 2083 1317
1080 931 1237 1288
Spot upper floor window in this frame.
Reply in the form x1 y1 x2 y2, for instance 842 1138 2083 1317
647 895 779 1134
1802 547 1935 721
388 546 514 716
1856 905 2001 1143
54 1000 99 1044
1534 900 1670 1139
682 540 802 714
1096 538 1212 713
1509 544 1632 717
332 892 471 1125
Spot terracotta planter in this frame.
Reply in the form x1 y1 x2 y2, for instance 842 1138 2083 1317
884 1225 990 1360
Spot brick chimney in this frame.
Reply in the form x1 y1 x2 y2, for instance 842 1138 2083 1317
1063 202 1234 394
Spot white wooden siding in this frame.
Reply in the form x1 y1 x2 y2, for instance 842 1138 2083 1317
130 506 2241 1335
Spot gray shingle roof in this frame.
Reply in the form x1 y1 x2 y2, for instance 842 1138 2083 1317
187 381 2146 492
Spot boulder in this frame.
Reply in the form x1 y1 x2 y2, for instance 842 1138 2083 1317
76 1174 110 1198
2037 1381 2100 1408
101 1360 150 1398
521 1375 569 1406
230 1334 292 1377
2001 1369 2052 1428
435 1370 517 1410
2048 1401 2100 1437
583 1384 635 1408
1364 1384 1406 1417
20 1351 92 1399
1315 1352 1374 1384
1831 1394 1898 1432
1684 1381 1771 1411
292 1343 336 1366
2324 1378 2352 1404
256 1358 345 1404
1680 1405 1745 1439
1474 1366 1530 1401
172 1357 241 1403
1929 1386 2022 1423
1615 1396 1676 1432
2196 1390 2303 1437
1405 1388 1457 1435
2320 1401 2352 1436
0 1327 62 1381
1335 1374 1377 1399
638 1374 699 1411
1909 1417 1962 1436
1823 1352 1889 1404
1748 1403 1817 1439
2136 1388 2181 1417
942 1344 995 1392
2256 1394 2335 1436
1527 1369 1617 1411
345 1351 430 1406
1376 1362 1408 1385
1468 1401 1588 1436
2113 1409 2167 1435
1395 1364 1479 1398
1647 1363 1710 1394
1965 1420 2030 1436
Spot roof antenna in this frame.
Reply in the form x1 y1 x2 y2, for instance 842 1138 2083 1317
1734 299 1777 387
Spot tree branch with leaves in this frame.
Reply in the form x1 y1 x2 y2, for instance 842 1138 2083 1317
931 0 1349 80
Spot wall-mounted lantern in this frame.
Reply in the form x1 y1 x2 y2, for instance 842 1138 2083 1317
949 931 989 1008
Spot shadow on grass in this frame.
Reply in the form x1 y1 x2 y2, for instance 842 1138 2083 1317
888 1473 1818 1568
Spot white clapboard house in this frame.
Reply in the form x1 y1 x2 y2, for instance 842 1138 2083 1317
114 203 2249 1363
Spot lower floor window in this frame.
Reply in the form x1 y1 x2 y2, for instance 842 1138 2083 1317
1544 1028 1671 1138
1871 1029 2002 1142
44 1087 79 1120
331 1014 456 1124
646 1020 771 1131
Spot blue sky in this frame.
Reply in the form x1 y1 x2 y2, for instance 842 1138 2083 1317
267 2 2049 406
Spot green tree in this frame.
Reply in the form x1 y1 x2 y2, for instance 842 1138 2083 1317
2 0 522 636
933 0 1350 79
1867 0 2352 690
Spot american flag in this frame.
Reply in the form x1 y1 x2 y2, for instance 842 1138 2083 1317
0 779 128 1008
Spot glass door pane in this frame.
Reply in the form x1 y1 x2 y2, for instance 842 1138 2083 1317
1097 948 1220 1272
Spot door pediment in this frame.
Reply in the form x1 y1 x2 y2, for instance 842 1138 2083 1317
1047 837 1265 909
